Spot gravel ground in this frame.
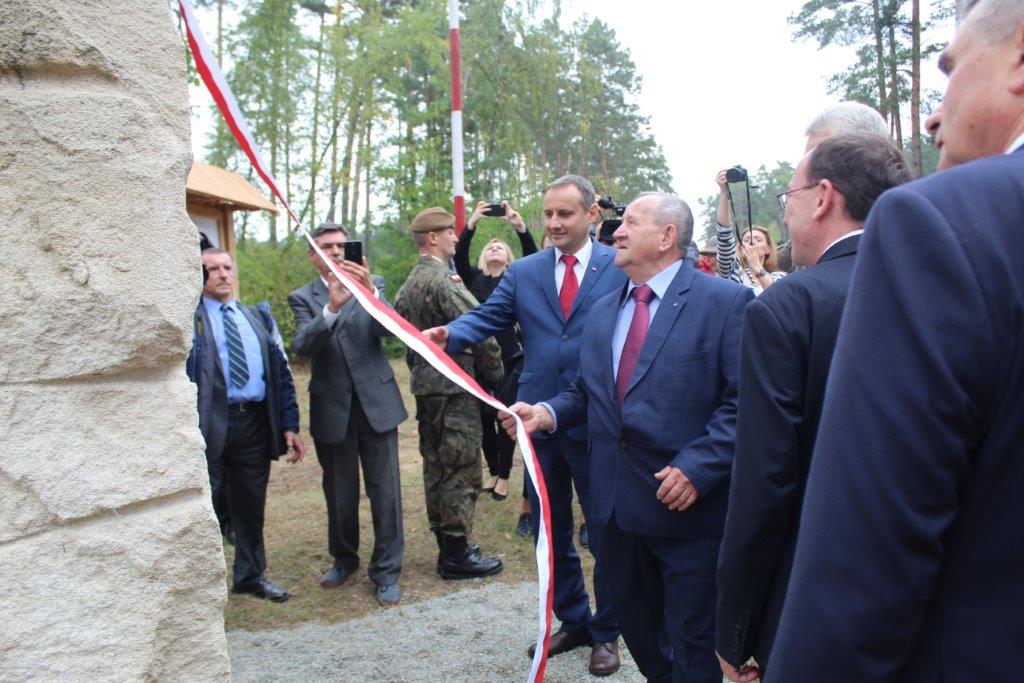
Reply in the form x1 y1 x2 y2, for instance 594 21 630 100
228 581 642 682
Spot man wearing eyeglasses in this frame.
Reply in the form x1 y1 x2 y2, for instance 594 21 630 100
715 133 910 682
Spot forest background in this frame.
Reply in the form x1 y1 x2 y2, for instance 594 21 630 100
177 0 959 355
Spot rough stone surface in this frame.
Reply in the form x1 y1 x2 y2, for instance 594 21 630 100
0 1 230 679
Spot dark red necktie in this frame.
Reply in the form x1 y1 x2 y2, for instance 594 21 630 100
559 254 579 318
616 284 656 406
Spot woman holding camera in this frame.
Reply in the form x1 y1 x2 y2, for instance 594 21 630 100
454 200 537 504
714 169 786 295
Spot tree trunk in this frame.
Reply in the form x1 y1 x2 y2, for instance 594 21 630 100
871 0 890 121
911 0 922 176
886 3 903 149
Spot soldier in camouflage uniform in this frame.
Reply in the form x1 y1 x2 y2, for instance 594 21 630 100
394 206 505 580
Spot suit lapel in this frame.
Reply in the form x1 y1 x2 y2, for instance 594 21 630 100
197 305 224 375
626 265 694 397
311 278 329 308
568 240 611 321
537 250 563 321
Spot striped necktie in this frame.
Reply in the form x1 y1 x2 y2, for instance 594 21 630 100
221 304 250 389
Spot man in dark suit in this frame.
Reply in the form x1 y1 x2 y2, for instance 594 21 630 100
424 176 627 675
768 2 1024 680
187 248 305 602
506 192 752 682
288 222 408 607
714 134 911 682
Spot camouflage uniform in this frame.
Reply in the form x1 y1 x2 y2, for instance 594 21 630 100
395 254 503 540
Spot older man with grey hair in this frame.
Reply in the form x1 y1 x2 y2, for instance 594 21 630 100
768 0 1024 680
504 192 752 682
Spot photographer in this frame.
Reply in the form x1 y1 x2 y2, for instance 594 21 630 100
454 200 537 501
714 170 786 295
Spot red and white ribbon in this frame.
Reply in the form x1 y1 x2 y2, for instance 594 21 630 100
178 2 553 680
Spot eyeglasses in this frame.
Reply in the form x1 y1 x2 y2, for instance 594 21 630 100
776 183 818 211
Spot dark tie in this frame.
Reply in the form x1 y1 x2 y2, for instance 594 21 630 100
221 304 250 389
615 284 656 406
559 254 579 318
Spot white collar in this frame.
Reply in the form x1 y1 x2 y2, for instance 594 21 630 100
1007 130 1024 155
555 238 593 265
820 230 864 259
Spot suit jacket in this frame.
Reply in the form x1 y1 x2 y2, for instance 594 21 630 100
186 301 299 461
768 148 1024 682
546 263 752 539
446 239 628 441
716 234 860 670
288 275 407 443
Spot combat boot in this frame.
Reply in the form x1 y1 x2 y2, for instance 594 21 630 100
434 530 480 574
439 535 503 580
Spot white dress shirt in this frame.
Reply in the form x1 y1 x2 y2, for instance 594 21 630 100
610 259 684 380
553 238 594 293
1007 131 1024 154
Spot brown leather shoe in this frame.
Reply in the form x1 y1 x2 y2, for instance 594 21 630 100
526 628 593 657
589 640 620 676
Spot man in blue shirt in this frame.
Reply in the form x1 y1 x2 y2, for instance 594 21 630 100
187 248 305 602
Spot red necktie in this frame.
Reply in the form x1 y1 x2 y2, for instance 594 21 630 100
616 284 656 406
559 254 579 318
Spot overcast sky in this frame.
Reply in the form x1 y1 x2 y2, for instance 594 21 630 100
187 1 955 231
555 0 954 212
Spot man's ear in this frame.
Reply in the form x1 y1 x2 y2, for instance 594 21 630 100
662 224 678 252
1009 24 1024 95
587 202 600 225
812 179 834 222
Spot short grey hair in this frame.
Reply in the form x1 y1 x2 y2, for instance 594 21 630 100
963 0 1024 44
805 102 889 139
633 191 694 253
545 175 596 211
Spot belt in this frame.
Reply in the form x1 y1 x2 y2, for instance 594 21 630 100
228 400 265 413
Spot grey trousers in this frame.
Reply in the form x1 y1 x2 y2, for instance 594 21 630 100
314 395 404 586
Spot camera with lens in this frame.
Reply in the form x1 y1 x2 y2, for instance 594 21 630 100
725 165 748 184
597 195 627 245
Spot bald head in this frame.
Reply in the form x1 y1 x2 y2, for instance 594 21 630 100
805 102 889 151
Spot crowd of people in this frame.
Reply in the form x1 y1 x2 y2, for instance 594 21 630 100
186 0 1024 680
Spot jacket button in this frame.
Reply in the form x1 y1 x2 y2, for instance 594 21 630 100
619 440 627 448
562 334 569 341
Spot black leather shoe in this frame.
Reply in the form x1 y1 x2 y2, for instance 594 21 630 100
232 577 290 602
579 522 589 549
527 627 593 657
321 563 357 588
440 536 503 580
516 513 532 537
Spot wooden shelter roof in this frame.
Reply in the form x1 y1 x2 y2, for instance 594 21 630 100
186 161 278 213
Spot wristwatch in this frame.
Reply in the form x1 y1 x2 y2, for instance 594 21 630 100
754 267 768 278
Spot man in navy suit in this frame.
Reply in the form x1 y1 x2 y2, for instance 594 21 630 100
715 134 911 682
425 176 626 675
505 192 751 682
768 1 1024 680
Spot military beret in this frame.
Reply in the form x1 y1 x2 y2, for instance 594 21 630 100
410 207 456 233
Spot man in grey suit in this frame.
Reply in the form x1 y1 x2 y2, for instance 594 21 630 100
289 222 408 607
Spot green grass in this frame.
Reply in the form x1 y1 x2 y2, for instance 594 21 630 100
223 360 593 631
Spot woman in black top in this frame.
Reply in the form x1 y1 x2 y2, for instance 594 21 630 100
454 200 537 501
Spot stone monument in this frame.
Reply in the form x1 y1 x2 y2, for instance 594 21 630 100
0 1 231 678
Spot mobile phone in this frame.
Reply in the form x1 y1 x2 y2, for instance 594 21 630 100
344 241 362 264
483 203 507 217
